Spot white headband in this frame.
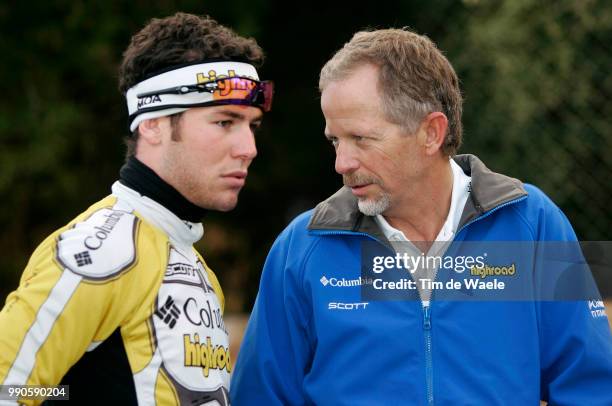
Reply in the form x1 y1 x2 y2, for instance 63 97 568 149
126 61 260 132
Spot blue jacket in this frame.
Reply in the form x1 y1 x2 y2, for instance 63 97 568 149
231 155 612 405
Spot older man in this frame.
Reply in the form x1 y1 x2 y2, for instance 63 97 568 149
231 28 612 405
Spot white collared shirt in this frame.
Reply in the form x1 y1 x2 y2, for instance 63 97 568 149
374 159 471 305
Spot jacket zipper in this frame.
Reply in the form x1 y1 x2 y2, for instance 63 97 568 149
421 195 527 405
308 229 383 243
311 195 526 406
423 305 433 406
455 196 527 237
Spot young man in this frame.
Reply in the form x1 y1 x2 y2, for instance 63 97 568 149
0 12 272 405
231 29 612 405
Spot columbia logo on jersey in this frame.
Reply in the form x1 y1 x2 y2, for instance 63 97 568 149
74 251 92 267
156 296 181 328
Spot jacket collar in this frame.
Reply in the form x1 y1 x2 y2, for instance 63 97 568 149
307 154 527 239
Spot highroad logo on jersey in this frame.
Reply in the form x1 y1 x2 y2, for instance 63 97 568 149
183 333 232 377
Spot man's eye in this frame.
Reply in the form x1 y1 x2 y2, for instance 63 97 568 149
328 137 339 147
250 122 262 132
216 120 233 128
353 135 364 142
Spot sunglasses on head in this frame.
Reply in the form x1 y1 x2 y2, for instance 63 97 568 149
137 76 274 112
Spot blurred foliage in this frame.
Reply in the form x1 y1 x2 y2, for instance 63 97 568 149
1 0 610 309
455 0 612 240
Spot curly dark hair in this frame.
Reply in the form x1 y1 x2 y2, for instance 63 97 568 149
119 12 264 94
119 13 265 157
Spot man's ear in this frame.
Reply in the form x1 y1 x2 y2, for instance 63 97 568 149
421 112 448 156
137 117 164 146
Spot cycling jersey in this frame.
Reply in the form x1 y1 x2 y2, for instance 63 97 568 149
0 162 230 405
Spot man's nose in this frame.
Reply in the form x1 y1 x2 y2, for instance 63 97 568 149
234 126 258 161
334 142 359 175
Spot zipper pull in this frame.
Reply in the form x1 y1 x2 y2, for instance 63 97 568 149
423 305 431 330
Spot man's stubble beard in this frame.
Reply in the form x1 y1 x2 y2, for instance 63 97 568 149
343 173 390 216
163 140 212 209
357 193 391 216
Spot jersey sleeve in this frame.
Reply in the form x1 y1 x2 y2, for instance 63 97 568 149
0 203 162 405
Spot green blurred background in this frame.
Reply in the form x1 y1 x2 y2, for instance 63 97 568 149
1 0 611 312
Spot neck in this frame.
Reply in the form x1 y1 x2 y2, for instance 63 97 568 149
119 156 207 222
383 158 453 243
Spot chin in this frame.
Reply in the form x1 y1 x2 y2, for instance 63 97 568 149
192 189 241 212
357 194 391 216
212 196 240 212
215 203 238 212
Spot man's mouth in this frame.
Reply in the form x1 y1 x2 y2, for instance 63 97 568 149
222 171 247 187
348 183 373 196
